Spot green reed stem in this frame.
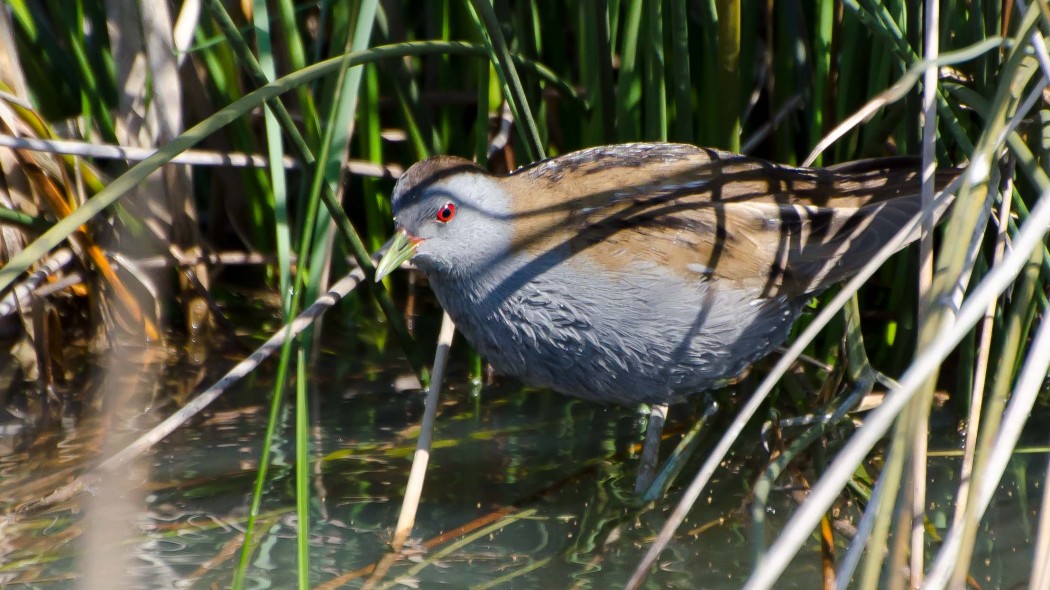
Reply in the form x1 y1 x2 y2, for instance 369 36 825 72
467 0 544 162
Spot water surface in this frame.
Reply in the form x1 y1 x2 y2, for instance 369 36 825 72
0 307 1043 588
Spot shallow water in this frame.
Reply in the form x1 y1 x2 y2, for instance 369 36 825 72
0 308 1045 589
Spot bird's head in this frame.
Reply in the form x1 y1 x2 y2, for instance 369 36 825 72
374 156 513 282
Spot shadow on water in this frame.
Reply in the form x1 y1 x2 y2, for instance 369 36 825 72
0 298 1044 589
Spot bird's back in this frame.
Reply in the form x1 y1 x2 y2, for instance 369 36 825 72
501 143 958 298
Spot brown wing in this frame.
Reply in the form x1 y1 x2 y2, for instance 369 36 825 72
503 144 956 297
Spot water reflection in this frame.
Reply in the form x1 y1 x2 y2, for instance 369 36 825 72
0 327 1046 588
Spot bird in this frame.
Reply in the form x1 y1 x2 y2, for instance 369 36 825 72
374 142 956 407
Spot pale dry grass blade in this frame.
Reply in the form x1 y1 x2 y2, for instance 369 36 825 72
911 1 940 582
391 312 457 548
1030 450 1050 590
0 133 404 176
173 0 201 66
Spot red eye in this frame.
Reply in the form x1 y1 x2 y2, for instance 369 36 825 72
435 202 456 223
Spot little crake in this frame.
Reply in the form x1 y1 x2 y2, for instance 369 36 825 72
375 143 953 405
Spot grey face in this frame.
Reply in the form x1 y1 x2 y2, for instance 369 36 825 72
390 170 513 278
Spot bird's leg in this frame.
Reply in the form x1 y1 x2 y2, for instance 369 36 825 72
639 398 719 502
634 403 669 494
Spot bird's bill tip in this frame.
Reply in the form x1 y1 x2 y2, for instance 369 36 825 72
374 229 419 282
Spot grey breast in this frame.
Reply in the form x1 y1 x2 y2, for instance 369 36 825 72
426 252 803 405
